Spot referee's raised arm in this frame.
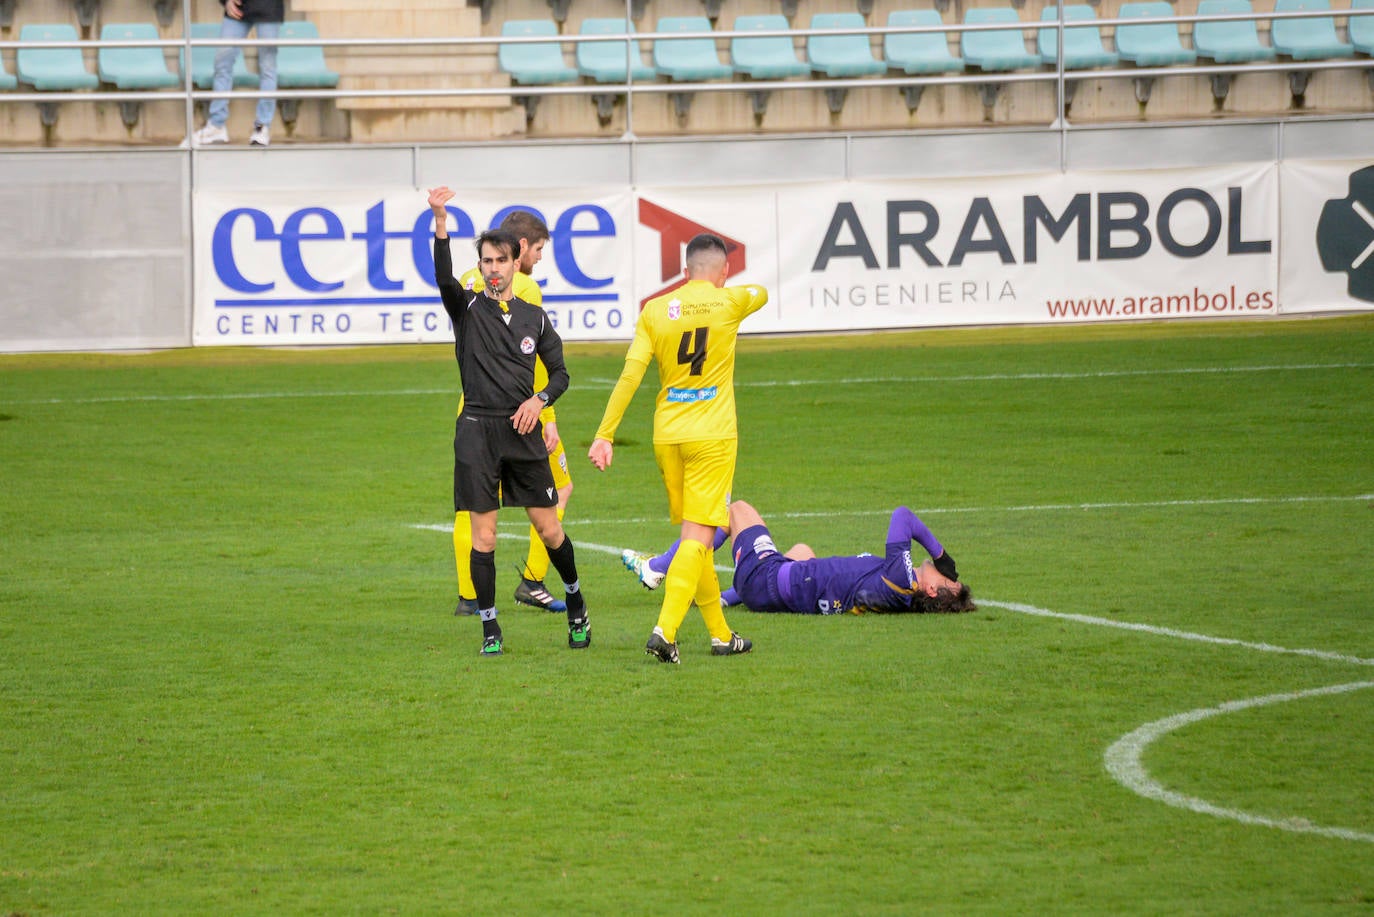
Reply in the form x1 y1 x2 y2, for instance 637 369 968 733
428 186 470 323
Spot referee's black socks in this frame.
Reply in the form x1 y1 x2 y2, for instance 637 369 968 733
546 537 586 618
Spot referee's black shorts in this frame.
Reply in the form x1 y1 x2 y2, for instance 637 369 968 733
453 412 557 513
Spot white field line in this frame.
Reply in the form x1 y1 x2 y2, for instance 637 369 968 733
414 493 1374 530
978 600 1374 669
6 360 1371 406
1102 682 1374 844
417 506 1374 842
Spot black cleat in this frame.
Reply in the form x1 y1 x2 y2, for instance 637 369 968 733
455 598 479 616
568 616 591 649
711 632 753 656
480 634 503 656
645 629 680 664
513 577 567 613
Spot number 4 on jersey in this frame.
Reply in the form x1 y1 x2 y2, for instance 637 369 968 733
677 327 708 375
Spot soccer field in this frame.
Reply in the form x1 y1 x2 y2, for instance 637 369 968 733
2 315 1372 914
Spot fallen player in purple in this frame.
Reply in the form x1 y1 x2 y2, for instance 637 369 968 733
622 500 974 615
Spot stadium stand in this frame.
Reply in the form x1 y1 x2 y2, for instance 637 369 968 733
180 21 260 90
576 17 656 125
498 19 578 122
273 20 340 127
97 22 179 128
729 13 809 120
1115 1 1198 103
1271 0 1354 97
1193 0 1275 101
652 15 733 119
807 12 887 114
882 9 963 112
961 7 1039 108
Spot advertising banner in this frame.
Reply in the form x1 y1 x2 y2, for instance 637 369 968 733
639 162 1278 332
192 163 1282 346
192 188 635 346
1279 159 1374 315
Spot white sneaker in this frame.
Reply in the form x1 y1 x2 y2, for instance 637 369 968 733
621 549 665 590
190 122 229 146
250 123 270 146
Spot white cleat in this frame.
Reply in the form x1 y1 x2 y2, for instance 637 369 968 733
621 549 665 590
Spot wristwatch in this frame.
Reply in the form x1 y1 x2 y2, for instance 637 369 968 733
535 391 550 405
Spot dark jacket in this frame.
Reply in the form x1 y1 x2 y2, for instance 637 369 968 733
221 0 284 25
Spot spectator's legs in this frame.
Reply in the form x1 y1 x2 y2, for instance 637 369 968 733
253 21 279 126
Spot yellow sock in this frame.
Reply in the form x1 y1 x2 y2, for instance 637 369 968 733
657 539 708 643
453 511 475 600
523 506 563 582
695 563 733 644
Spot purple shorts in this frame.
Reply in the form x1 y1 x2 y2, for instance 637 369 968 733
730 524 796 613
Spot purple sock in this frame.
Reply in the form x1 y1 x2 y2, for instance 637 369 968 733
651 527 729 574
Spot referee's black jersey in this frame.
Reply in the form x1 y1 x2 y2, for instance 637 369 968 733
434 236 569 417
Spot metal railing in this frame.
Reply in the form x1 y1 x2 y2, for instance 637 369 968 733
0 4 1370 143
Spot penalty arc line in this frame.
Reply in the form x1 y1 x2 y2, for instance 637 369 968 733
1101 682 1374 844
981 599 1374 843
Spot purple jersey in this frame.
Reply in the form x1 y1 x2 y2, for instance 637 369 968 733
780 507 942 615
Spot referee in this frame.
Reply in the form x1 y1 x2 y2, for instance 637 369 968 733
428 186 590 657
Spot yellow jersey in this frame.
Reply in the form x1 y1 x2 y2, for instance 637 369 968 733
595 279 768 445
455 267 554 424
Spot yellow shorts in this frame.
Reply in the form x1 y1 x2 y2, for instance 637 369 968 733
548 435 571 491
653 439 735 528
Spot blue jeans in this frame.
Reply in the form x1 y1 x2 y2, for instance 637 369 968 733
208 17 279 128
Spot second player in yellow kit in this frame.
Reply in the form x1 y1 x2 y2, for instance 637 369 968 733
589 232 768 663
451 211 574 616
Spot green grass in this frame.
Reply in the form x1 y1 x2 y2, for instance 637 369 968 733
2 315 1373 914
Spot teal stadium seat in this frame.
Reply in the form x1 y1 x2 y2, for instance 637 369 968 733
1193 0 1275 100
807 12 887 77
1115 2 1198 65
884 9 963 74
576 18 656 125
98 23 180 88
499 19 577 84
1352 0 1374 55
1270 0 1354 59
275 21 340 88
273 21 339 128
98 22 180 129
730 13 809 120
652 16 733 80
961 7 1041 71
17 23 100 90
883 9 962 112
181 21 260 89
1193 0 1276 61
730 14 809 78
1037 5 1119 68
499 19 575 122
653 15 732 119
576 18 656 82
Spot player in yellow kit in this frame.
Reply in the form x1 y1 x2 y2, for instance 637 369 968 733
452 211 574 616
588 232 768 663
